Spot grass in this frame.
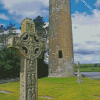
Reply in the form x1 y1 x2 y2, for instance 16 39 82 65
0 77 100 100
74 64 100 72
75 67 100 72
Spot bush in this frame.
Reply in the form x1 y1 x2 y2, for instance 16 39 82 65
0 47 20 79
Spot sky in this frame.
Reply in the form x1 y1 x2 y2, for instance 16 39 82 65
0 0 100 64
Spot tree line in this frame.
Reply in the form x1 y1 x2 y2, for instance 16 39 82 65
0 16 49 79
0 16 49 48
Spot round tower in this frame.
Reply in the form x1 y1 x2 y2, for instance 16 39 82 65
49 0 75 77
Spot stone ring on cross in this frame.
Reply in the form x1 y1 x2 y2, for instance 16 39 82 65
19 32 42 60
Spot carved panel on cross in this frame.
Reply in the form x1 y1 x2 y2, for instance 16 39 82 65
32 87 36 100
27 73 36 87
27 88 36 100
27 60 35 72
27 72 36 100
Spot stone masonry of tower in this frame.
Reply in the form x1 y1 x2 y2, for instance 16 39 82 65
49 0 75 77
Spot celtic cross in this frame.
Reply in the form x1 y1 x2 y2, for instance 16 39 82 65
7 18 46 100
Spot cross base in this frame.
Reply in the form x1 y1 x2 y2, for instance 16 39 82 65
77 74 83 83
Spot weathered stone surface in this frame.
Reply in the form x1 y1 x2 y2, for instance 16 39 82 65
7 18 44 100
49 0 75 77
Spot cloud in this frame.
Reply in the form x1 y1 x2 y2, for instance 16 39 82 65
72 10 100 64
1 29 21 35
74 53 100 64
94 0 100 8
74 49 94 55
0 24 5 26
43 10 100 64
43 22 49 28
72 11 100 42
0 13 9 20
45 9 100 64
0 0 49 23
85 41 100 45
75 0 79 3
1 0 100 64
15 29 21 33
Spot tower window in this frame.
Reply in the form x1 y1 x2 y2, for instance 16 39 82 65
59 50 63 58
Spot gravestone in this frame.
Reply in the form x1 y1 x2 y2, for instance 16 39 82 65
7 18 46 100
77 61 83 83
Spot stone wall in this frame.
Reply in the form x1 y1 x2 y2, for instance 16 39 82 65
0 77 20 84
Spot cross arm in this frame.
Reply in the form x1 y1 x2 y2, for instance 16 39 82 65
7 35 24 57
7 35 20 49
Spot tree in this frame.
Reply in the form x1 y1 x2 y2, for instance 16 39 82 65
0 25 6 48
0 25 5 32
94 64 97 67
0 23 18 49
33 16 46 38
6 22 17 37
33 16 49 64
0 47 20 79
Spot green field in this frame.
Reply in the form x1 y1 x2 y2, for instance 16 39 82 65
0 77 100 100
74 64 100 72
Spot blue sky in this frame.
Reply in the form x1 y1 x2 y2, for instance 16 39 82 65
0 0 100 64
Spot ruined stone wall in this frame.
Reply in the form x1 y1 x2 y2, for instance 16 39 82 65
49 0 75 77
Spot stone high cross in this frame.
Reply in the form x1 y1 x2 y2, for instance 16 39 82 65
77 61 83 83
7 18 46 100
